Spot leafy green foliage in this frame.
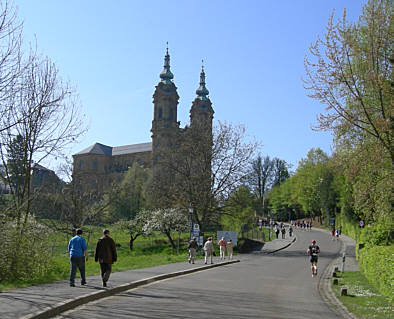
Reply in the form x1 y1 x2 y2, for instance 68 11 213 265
106 163 150 222
360 223 393 246
359 245 394 300
267 148 338 223
221 186 256 231
0 216 52 283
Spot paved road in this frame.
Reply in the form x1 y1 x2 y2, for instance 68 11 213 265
53 229 341 319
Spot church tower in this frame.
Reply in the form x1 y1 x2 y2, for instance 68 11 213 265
151 47 180 169
190 62 214 133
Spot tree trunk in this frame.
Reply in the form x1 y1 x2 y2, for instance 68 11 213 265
129 233 140 251
165 231 176 249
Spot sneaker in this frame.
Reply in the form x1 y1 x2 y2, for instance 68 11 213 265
81 281 86 286
70 283 75 287
103 282 107 287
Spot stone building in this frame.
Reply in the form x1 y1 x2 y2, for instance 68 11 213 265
72 48 214 197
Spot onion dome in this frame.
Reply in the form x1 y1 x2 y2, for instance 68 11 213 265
160 44 174 84
196 61 209 100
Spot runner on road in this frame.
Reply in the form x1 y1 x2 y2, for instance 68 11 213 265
306 240 320 277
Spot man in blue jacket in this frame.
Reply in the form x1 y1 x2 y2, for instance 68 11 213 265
68 228 88 287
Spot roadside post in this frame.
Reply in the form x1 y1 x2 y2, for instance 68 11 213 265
188 204 193 240
341 252 346 273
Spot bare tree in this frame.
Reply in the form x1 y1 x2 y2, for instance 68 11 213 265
0 54 86 229
0 0 25 133
245 155 274 214
32 160 111 236
148 121 259 230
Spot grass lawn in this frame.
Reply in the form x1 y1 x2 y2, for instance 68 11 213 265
0 225 243 291
331 271 393 319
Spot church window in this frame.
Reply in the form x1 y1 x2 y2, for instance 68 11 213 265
169 108 173 120
79 161 83 169
158 108 163 119
93 161 97 170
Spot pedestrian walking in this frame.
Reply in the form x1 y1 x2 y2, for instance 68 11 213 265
335 229 340 240
331 228 335 241
94 229 117 287
68 228 88 287
218 237 227 260
288 225 293 237
281 227 286 239
275 226 280 239
226 239 234 260
188 237 198 264
203 237 214 264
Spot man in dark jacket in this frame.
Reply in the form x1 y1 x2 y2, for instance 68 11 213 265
94 229 117 287
188 237 198 264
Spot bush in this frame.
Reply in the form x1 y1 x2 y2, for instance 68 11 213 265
359 245 394 301
337 213 361 242
0 216 52 283
360 223 393 246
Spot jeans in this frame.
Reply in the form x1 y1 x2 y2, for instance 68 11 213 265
100 263 112 283
70 256 86 285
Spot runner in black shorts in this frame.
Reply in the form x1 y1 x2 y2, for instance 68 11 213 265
307 240 320 277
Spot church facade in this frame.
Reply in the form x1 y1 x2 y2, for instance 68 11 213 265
72 49 214 197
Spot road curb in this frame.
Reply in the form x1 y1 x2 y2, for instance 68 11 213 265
318 233 359 319
19 260 240 319
263 236 297 254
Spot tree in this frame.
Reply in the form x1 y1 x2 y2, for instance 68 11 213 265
272 158 291 187
143 208 188 249
115 210 152 251
0 55 86 229
33 161 113 236
245 155 274 215
0 0 24 134
245 155 290 217
221 186 256 231
303 0 393 164
147 121 259 231
107 163 150 222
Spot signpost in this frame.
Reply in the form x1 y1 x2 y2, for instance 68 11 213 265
192 223 200 238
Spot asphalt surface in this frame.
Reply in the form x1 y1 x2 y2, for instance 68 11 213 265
0 227 357 319
51 229 341 319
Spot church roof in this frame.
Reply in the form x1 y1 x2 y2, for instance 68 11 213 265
74 142 152 156
75 143 113 156
112 142 152 155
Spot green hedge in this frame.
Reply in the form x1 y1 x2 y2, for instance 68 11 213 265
359 245 394 301
336 213 361 242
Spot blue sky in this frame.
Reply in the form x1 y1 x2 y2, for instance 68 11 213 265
16 0 366 171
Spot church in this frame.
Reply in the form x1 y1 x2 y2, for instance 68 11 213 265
72 48 214 197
